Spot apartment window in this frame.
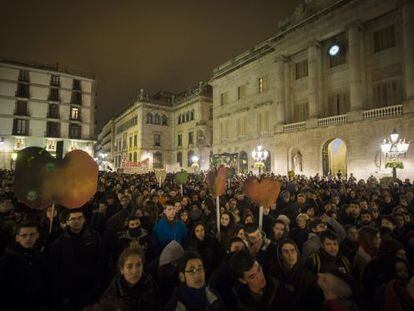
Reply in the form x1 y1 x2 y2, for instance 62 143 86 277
153 152 162 168
237 117 246 137
49 88 60 101
257 111 269 133
48 104 59 118
374 25 396 52
177 152 183 167
47 121 60 138
162 115 168 125
18 70 29 82
16 83 29 98
373 79 402 107
186 112 190 122
129 137 133 149
329 44 347 68
15 101 28 116
187 150 194 166
51 75 60 86
154 114 160 125
154 134 161 147
294 102 309 122
178 115 181 124
258 76 268 93
71 92 82 105
295 60 308 79
237 85 246 100
220 121 229 140
188 132 194 145
177 134 182 147
70 107 79 120
69 124 81 139
190 110 194 121
220 92 228 105
134 134 138 147
147 113 153 124
13 119 28 135
73 79 81 91
328 92 350 115
133 152 137 162
129 153 132 162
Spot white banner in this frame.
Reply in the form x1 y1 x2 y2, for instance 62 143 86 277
122 158 150 174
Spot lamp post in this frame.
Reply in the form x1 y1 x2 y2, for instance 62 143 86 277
252 145 268 175
11 152 18 170
191 155 199 171
381 129 410 178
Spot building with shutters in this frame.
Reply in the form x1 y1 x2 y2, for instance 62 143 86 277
0 59 96 169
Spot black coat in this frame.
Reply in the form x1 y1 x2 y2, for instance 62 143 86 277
49 226 104 309
164 285 225 311
0 243 47 311
100 273 161 311
209 254 239 311
233 276 297 311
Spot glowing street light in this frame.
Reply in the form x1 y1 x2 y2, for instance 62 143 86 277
252 145 268 175
381 129 410 178
191 155 199 171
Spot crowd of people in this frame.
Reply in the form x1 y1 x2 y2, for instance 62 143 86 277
0 169 413 311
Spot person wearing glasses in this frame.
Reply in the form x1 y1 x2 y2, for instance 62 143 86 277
0 220 47 311
164 251 224 311
49 208 104 311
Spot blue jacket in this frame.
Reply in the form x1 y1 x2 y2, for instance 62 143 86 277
153 218 188 250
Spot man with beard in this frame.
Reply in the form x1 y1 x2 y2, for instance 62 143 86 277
0 221 47 311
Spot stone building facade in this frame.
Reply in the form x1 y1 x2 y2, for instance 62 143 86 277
0 59 96 169
210 0 414 180
105 83 213 171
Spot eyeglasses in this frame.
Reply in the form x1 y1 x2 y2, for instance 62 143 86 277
184 266 205 275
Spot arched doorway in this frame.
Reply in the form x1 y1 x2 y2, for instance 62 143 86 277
239 151 248 174
322 138 347 177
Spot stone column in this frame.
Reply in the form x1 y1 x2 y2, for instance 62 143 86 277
403 1 414 100
308 43 320 118
348 24 364 111
284 58 292 123
275 56 286 125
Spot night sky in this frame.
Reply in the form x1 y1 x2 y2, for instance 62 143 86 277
0 0 302 131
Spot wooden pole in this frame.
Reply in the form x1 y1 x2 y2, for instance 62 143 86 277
216 196 220 239
49 202 55 234
259 206 263 231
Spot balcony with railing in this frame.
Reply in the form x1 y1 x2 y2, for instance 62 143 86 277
283 121 306 132
45 130 60 138
317 114 347 127
363 104 403 120
14 108 30 117
12 128 30 136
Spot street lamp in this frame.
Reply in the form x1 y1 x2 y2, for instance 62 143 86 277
11 152 18 170
191 155 199 171
381 129 410 178
252 145 268 175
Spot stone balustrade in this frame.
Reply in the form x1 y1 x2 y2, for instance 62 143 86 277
283 121 306 132
317 114 347 127
363 104 403 120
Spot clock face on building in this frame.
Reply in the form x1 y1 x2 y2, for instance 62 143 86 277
329 44 340 56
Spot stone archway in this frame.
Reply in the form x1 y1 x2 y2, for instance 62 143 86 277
322 138 347 177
